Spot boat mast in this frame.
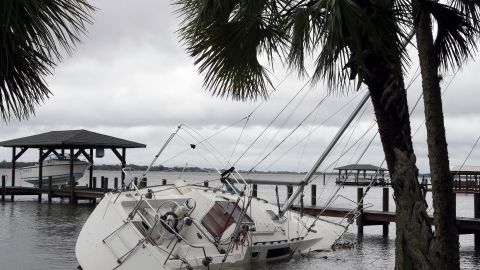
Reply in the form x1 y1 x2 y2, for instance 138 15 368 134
279 93 370 216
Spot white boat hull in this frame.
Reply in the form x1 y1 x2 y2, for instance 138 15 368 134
20 160 88 187
76 185 345 270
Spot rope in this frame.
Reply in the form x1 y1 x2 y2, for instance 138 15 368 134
232 77 314 167
247 94 329 173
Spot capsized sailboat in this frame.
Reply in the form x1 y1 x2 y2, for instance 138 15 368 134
76 178 345 269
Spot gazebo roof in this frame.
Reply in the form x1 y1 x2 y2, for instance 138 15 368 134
0 129 146 149
334 164 387 171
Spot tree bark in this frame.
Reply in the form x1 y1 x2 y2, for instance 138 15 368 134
413 2 460 269
364 50 435 269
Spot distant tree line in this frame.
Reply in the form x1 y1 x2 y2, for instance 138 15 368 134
0 160 307 174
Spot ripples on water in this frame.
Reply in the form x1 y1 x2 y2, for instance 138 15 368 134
0 170 479 269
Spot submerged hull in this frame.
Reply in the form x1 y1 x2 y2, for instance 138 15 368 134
76 184 345 270
20 160 88 187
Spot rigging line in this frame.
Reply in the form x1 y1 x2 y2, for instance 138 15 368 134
454 135 480 176
249 83 319 169
247 94 329 174
158 117 248 165
232 76 314 167
176 133 222 175
180 125 249 186
226 116 251 168
182 125 230 166
334 101 371 168
296 99 323 172
261 91 365 171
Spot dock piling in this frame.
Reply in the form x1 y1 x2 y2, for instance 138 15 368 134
48 176 53 204
311 184 317 206
357 187 364 234
382 187 389 235
252 184 257 198
103 177 108 192
204 181 208 187
1 175 5 201
162 179 167 186
114 178 118 189
287 185 293 199
475 193 480 248
93 177 97 189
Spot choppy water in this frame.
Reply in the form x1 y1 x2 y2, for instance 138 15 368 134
0 169 479 269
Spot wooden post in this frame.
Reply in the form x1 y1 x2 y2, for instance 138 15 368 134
162 179 167 186
11 147 16 202
382 187 389 235
103 177 108 192
287 185 293 199
38 147 43 203
204 180 208 187
475 193 480 248
69 148 75 205
357 187 364 234
1 175 5 202
48 176 53 204
114 177 118 189
93 177 97 189
323 174 326 185
300 192 304 217
311 184 317 206
252 184 257 198
121 148 126 187
89 148 94 189
100 176 105 190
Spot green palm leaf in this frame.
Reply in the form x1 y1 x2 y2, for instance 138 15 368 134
0 0 94 121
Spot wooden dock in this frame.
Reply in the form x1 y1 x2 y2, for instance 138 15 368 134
3 175 480 247
293 205 480 236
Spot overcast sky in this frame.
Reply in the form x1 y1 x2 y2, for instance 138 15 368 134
1 0 480 174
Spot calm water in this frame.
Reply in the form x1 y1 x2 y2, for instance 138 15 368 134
0 169 479 269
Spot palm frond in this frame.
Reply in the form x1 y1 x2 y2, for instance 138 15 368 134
0 0 95 121
424 1 477 70
175 0 289 101
450 0 480 26
307 0 407 93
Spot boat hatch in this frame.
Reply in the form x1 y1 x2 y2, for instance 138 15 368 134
201 201 252 239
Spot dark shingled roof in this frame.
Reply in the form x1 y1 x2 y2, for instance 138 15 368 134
0 130 146 148
334 164 387 171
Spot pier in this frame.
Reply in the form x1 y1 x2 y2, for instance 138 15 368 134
1 169 480 247
0 129 145 204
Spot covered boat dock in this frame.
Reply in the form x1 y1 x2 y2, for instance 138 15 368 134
0 129 145 204
334 164 388 186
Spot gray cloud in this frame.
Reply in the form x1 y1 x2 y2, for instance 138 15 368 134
1 0 480 174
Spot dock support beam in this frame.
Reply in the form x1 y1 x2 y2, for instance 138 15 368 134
38 148 43 203
69 148 76 205
311 184 317 206
11 147 16 201
475 193 480 248
357 187 364 234
287 185 293 199
48 176 53 204
382 187 389 235
1 175 5 201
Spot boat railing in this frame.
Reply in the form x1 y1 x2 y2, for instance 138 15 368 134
116 180 212 266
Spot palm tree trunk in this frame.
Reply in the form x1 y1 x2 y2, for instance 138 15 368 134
364 52 435 269
413 3 460 269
